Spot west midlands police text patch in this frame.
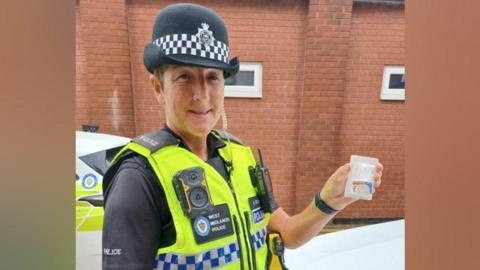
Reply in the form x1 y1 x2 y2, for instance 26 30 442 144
191 204 233 244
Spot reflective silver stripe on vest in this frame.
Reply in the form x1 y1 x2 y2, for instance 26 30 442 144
250 226 268 251
153 242 240 270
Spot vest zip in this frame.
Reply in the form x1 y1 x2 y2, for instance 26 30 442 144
244 211 258 270
232 215 245 270
225 178 253 270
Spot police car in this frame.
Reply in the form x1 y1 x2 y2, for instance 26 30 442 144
76 131 130 270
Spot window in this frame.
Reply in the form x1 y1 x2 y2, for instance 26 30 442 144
380 65 405 100
225 62 262 98
79 146 125 176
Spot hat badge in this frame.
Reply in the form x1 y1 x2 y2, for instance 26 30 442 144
196 22 215 47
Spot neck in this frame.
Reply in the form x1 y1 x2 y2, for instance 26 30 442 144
185 138 208 161
166 124 209 161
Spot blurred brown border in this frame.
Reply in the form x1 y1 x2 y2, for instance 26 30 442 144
0 0 75 269
406 0 480 269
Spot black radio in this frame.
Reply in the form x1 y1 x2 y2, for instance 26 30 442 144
249 149 278 213
173 167 213 218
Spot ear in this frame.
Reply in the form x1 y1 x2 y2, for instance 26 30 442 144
150 74 165 104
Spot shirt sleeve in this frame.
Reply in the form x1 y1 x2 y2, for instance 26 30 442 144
102 156 166 270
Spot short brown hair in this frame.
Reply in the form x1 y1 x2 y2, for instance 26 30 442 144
153 65 170 85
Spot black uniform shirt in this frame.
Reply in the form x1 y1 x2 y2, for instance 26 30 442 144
102 126 230 270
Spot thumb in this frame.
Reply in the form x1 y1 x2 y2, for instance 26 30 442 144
336 163 351 179
328 163 350 185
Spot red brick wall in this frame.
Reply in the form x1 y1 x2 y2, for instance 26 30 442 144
336 3 405 218
75 0 405 218
75 0 136 137
76 1 89 128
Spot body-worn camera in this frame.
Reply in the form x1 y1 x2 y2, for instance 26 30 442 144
249 149 278 213
173 167 213 218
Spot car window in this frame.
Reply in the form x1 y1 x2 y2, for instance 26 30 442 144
106 146 124 164
79 146 124 176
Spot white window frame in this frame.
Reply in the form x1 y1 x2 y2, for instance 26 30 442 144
380 65 405 101
225 62 262 98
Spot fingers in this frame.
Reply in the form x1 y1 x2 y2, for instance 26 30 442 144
374 163 383 188
376 162 384 173
374 177 382 188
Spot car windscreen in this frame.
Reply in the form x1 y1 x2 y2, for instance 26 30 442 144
79 146 124 176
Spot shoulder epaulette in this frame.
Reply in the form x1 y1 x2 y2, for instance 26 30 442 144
131 129 181 153
212 129 244 145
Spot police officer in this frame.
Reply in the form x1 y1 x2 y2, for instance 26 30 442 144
102 3 383 270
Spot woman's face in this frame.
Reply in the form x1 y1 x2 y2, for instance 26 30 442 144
153 65 225 141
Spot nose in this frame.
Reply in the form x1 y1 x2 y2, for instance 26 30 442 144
192 78 209 101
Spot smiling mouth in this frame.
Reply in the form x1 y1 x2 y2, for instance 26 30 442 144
188 109 212 115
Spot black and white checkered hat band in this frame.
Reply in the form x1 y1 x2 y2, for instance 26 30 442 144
153 34 229 64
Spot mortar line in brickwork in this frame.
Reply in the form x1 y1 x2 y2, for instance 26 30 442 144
334 2 356 171
124 1 138 136
293 0 354 213
292 1 310 214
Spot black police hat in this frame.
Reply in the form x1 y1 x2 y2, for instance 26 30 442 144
143 3 239 78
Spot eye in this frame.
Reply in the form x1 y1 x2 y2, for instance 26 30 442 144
207 72 223 81
176 73 189 81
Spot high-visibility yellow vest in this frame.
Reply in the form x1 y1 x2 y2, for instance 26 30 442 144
117 131 270 270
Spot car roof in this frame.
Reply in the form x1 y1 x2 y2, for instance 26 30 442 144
285 219 404 270
76 131 130 157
